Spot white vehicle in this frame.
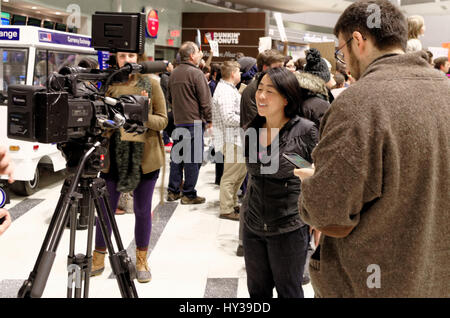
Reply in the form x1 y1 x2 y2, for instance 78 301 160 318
0 26 98 195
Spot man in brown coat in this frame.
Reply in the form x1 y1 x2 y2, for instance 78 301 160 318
167 41 212 204
295 0 450 297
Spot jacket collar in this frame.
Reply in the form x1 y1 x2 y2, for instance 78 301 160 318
181 61 198 68
218 78 237 89
360 51 429 80
245 114 301 134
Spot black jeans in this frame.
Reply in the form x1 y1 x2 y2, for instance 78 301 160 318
243 224 309 298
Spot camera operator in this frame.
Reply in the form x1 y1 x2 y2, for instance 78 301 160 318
0 145 14 236
91 52 168 284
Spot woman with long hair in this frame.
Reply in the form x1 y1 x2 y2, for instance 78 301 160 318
406 15 425 53
242 67 318 298
90 51 167 283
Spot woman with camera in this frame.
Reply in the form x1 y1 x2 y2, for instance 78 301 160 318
91 52 168 283
241 67 318 297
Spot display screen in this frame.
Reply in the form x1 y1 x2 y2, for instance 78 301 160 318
43 20 55 29
67 26 77 33
27 17 41 27
1 12 10 25
55 23 66 32
11 15 26 25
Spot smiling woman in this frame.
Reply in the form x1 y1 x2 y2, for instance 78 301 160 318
242 67 318 298
255 68 304 127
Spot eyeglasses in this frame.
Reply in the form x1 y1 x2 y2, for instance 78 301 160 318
335 38 353 65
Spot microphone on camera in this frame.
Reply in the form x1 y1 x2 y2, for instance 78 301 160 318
138 60 169 74
123 60 169 75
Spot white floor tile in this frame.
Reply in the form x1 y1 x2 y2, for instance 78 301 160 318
1 154 314 299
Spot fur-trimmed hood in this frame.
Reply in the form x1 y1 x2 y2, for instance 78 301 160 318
295 71 329 100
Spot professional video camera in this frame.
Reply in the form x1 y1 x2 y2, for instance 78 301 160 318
7 12 168 144
13 12 169 299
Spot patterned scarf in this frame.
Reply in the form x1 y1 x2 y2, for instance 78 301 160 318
112 76 152 193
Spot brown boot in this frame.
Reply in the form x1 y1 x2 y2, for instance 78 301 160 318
136 249 152 283
90 250 106 277
181 195 206 205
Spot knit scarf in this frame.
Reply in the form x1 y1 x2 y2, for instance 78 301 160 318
112 76 152 193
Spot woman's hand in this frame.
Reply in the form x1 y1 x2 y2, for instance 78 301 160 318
140 90 149 97
293 164 315 182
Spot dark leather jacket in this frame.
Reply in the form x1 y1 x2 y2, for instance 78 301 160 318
242 115 318 236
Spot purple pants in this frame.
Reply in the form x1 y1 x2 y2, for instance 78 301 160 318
95 170 160 250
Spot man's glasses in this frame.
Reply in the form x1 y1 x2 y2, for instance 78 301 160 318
335 38 353 65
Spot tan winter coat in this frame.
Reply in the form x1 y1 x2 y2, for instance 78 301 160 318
103 75 168 174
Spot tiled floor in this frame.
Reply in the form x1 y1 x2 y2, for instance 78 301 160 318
0 154 315 298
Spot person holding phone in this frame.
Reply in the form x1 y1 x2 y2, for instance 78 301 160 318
0 145 14 236
295 0 450 297
241 67 318 298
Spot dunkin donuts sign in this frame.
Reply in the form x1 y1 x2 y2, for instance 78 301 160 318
204 32 240 45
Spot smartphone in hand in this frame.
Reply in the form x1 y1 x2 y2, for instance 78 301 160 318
282 153 312 169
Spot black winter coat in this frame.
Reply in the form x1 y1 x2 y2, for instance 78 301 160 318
302 95 330 129
242 115 319 236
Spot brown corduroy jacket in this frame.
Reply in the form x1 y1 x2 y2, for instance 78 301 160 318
298 51 450 297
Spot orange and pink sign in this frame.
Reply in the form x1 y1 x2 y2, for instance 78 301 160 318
146 10 159 38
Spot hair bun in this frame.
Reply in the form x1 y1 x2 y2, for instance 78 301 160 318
306 48 322 65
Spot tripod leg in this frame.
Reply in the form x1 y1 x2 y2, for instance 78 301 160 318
18 178 75 298
82 182 96 298
67 201 79 298
65 179 97 298
91 178 138 298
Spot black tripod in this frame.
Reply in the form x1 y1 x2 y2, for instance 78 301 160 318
18 138 138 298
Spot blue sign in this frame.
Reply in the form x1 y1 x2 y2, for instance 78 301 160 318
38 31 91 48
0 28 19 40
98 51 111 70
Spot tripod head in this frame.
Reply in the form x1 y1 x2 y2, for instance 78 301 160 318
58 136 108 178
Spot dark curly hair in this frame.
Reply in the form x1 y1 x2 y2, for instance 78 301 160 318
256 67 305 118
334 0 408 52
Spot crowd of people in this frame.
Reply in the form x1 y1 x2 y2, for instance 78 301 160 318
2 0 449 298
157 0 449 298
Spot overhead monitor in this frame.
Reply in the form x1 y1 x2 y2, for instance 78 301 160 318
55 23 67 32
27 17 42 27
67 26 77 33
43 20 55 29
11 14 26 25
1 12 11 25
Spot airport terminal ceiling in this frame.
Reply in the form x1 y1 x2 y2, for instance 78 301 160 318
195 0 450 15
